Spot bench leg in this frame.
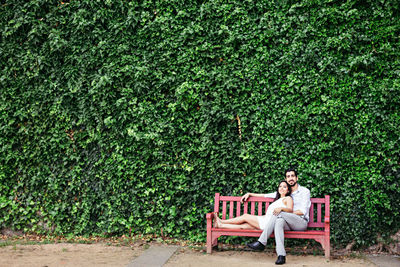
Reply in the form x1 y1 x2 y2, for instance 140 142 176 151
324 235 330 259
206 233 219 254
315 237 330 259
207 230 212 253
207 236 219 253
207 241 212 253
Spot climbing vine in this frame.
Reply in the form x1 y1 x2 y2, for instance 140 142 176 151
1 0 399 248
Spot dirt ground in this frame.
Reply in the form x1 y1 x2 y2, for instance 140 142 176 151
165 248 376 267
0 243 143 267
0 242 378 267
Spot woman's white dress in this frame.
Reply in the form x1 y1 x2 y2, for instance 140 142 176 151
256 197 288 230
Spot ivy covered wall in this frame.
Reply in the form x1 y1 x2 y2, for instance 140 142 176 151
1 0 399 247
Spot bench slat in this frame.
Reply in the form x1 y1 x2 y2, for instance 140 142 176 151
244 202 248 214
308 198 327 203
310 203 314 222
308 221 325 227
251 201 255 215
213 228 326 235
237 201 241 217
317 203 322 223
219 196 242 201
222 201 227 220
229 201 234 219
214 193 220 213
219 196 275 202
258 202 262 215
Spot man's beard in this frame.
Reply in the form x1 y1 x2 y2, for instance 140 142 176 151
289 181 297 186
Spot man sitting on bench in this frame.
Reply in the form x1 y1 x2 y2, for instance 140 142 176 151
243 167 311 265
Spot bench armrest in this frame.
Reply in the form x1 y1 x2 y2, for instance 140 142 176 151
206 212 215 230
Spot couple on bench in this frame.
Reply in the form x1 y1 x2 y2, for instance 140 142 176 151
213 168 311 265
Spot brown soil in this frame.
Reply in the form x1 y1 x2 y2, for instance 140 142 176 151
165 249 376 267
0 242 377 267
0 243 143 267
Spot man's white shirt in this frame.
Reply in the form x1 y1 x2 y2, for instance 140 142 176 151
264 185 311 221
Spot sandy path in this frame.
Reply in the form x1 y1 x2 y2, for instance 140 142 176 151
0 242 379 267
164 249 377 267
0 243 142 267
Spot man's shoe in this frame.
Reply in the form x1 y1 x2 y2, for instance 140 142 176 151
247 241 265 251
275 255 286 265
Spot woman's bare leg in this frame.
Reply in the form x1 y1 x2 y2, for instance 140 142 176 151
216 214 260 229
217 222 257 230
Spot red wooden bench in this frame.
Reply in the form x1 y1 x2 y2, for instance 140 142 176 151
206 193 330 259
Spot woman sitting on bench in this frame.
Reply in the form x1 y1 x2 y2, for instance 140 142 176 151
214 181 293 230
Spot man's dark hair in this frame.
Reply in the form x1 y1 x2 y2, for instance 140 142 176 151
285 167 298 177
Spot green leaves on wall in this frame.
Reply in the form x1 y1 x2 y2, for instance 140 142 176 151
1 0 399 247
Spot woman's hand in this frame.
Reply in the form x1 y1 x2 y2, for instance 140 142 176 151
241 193 250 203
273 207 283 216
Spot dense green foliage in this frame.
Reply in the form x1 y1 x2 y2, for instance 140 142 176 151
1 0 399 248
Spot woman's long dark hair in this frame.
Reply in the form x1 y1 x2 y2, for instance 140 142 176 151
273 181 292 202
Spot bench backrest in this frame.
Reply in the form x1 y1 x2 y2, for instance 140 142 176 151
213 193 330 228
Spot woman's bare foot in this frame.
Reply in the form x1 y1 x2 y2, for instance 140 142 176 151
213 212 219 228
214 213 224 228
